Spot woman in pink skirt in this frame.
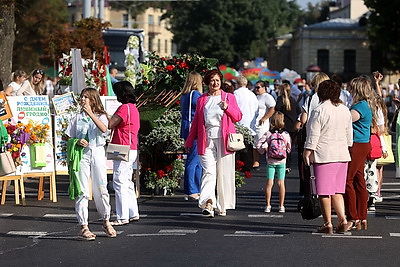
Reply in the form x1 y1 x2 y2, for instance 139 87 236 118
303 80 353 234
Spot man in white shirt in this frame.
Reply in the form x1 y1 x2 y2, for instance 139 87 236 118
234 76 258 135
234 76 259 172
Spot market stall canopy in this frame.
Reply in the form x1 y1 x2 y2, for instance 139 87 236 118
306 64 322 72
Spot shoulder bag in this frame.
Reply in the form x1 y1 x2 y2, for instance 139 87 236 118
297 165 322 220
0 146 16 176
106 104 131 162
224 93 245 152
377 134 395 165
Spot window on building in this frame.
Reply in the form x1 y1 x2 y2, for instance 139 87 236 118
157 39 161 53
123 14 128 28
148 15 154 25
165 40 168 54
158 16 162 26
149 38 153 53
317 49 329 73
344 49 356 73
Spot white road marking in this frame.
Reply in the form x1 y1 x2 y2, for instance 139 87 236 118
0 213 14 217
390 233 400 237
224 230 283 237
312 232 351 236
7 231 47 236
159 229 198 234
248 214 283 218
385 216 400 219
127 233 187 237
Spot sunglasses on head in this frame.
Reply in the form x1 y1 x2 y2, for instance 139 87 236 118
34 69 44 75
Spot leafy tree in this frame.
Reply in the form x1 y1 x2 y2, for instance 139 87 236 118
163 0 302 66
301 0 330 26
364 0 400 71
0 0 15 85
13 0 69 72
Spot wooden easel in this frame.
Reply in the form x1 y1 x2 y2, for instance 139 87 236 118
0 174 26 205
23 172 57 202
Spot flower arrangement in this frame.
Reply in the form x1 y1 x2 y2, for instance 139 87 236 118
4 120 51 166
235 160 251 188
131 52 218 94
141 108 184 154
144 156 184 192
58 52 105 88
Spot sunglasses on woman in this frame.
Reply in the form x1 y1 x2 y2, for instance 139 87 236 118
34 69 44 75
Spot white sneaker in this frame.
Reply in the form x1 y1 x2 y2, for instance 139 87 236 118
264 206 271 213
278 206 285 213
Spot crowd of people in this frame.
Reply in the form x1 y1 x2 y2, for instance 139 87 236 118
1 66 397 239
181 68 396 235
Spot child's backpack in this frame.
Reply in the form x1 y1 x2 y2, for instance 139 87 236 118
268 130 287 159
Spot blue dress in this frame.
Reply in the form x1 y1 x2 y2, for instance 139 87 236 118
180 91 202 195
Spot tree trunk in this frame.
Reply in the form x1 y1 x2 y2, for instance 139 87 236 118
0 1 15 88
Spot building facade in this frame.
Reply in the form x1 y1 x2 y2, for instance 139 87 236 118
66 1 174 57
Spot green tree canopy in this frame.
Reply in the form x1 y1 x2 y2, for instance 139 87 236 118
13 0 69 72
164 0 301 66
364 0 400 71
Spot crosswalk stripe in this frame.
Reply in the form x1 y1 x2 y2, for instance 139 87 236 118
248 214 283 218
390 233 400 237
382 182 400 185
127 233 186 237
0 213 14 217
224 234 284 237
7 231 47 236
180 213 205 217
159 229 198 234
385 216 400 219
235 231 275 235
225 230 283 237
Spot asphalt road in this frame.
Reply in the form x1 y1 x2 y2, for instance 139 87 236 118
1 152 400 266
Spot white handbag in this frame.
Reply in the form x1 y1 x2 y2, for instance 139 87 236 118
106 104 131 162
227 133 245 152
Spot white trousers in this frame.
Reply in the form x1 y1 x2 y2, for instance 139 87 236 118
75 146 111 225
199 137 236 212
113 150 139 220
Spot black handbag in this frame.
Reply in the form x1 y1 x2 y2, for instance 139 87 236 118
297 166 322 220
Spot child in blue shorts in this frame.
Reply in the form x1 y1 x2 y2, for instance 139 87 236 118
256 111 291 213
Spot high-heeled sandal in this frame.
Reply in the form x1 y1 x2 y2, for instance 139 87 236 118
361 220 368 230
336 220 349 233
354 220 362 230
317 222 333 234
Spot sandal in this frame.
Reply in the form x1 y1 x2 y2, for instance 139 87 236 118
129 216 140 222
79 227 96 241
103 223 117 238
317 222 333 234
110 219 129 226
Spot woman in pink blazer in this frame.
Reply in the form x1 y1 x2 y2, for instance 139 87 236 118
185 69 242 217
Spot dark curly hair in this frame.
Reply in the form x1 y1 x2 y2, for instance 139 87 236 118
112 81 137 104
317 80 341 105
203 69 223 85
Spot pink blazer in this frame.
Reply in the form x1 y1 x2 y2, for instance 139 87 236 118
185 90 242 155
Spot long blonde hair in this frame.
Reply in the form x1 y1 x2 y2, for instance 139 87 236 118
181 71 203 94
348 77 378 125
28 69 46 95
310 72 329 92
279 83 292 111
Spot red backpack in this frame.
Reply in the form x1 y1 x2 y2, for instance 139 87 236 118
367 132 382 160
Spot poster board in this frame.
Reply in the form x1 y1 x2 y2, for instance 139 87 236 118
0 92 13 121
5 96 54 174
52 92 76 115
54 96 122 172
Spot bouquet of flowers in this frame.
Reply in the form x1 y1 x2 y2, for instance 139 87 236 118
4 120 51 166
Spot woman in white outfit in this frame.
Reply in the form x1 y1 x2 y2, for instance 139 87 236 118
65 87 116 240
109 81 140 226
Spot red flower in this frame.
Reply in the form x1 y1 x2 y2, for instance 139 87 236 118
12 151 20 159
165 165 172 172
175 100 180 105
235 160 245 170
244 171 252 178
165 65 175 71
179 62 188 69
157 169 165 179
